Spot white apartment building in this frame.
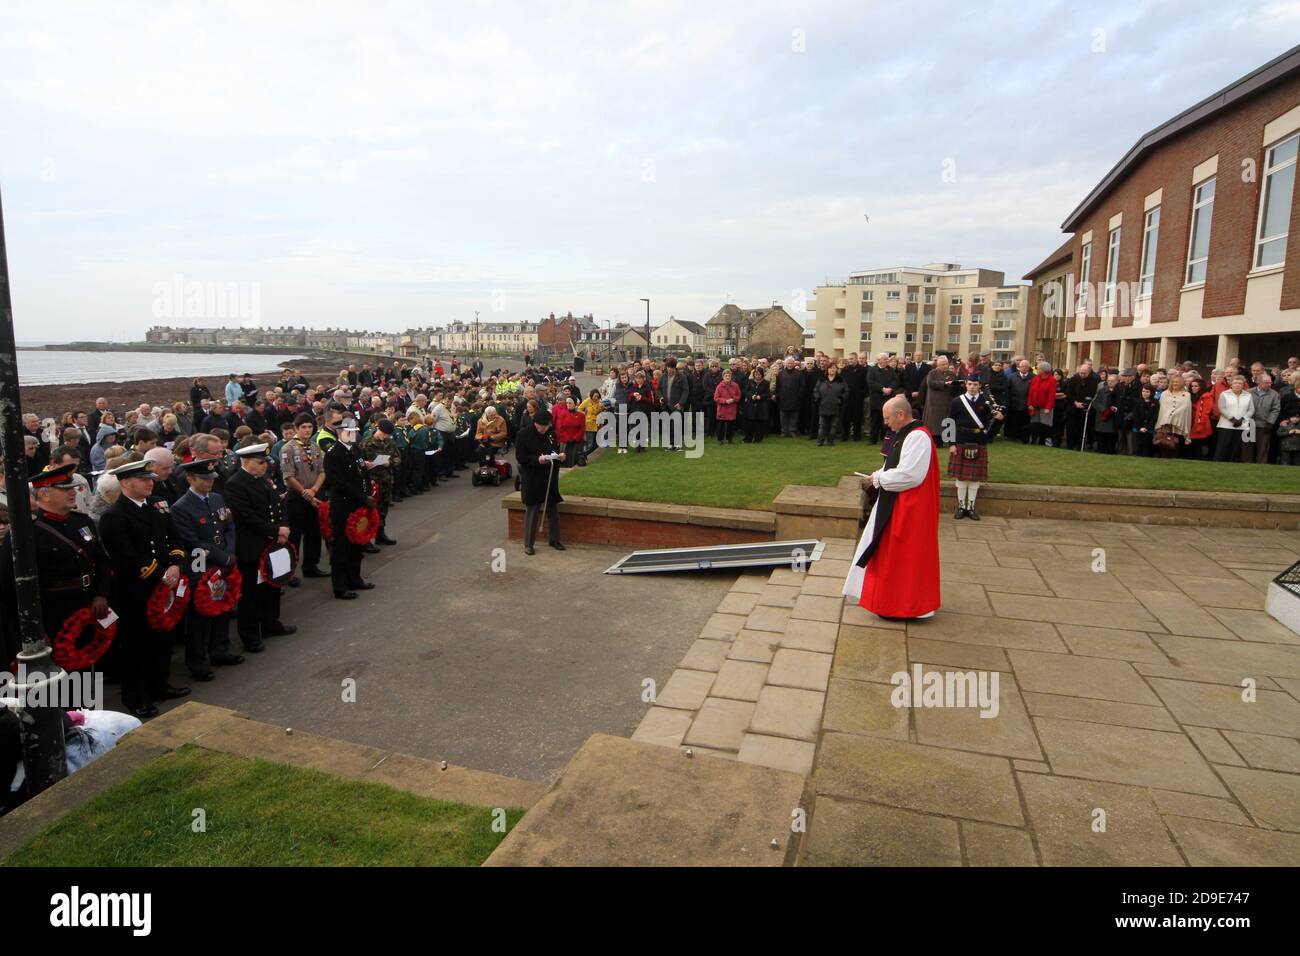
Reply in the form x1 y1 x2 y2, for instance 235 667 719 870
809 263 1029 363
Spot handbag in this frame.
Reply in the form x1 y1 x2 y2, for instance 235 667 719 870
1152 426 1181 451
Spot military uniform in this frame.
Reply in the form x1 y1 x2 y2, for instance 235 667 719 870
280 435 325 573
98 483 187 713
0 507 112 667
170 480 239 677
224 453 291 651
323 429 372 597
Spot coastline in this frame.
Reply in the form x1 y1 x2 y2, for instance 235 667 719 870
18 359 347 420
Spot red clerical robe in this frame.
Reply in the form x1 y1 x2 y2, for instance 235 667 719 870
843 425 941 618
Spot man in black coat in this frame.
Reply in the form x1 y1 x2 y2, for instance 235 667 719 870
1064 362 1101 451
323 419 377 599
866 354 899 443
839 354 868 441
801 359 825 437
225 442 296 650
515 408 565 555
97 460 191 719
775 357 805 437
903 352 930 407
1006 359 1034 442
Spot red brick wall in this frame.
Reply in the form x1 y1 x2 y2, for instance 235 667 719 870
1071 75 1300 326
506 510 773 547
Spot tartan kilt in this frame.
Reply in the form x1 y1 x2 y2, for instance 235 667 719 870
946 443 989 481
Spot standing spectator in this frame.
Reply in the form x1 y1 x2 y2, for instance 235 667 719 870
921 356 958 445
1247 373 1281 463
1026 361 1057 446
840 353 868 441
866 353 898 443
1155 373 1192 458
577 389 603 457
1065 362 1100 450
713 369 741 444
1132 384 1160 457
1214 376 1254 462
742 367 771 444
553 396 586 466
775 357 804 437
1006 359 1033 443
814 364 846 446
1186 377 1217 459
1092 373 1119 454
903 352 930 410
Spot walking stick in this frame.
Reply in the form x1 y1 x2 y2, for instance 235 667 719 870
530 452 559 544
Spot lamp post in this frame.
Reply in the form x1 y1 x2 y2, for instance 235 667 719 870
640 297 650 362
0 186 68 795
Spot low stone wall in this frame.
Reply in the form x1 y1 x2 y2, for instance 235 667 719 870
772 477 864 541
501 493 775 547
939 481 1300 530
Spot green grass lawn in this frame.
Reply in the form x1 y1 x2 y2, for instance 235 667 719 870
559 435 1300 511
3 745 523 867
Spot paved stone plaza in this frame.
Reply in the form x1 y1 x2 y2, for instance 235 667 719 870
633 516 1300 866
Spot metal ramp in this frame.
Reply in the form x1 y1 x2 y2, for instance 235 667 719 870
603 539 825 574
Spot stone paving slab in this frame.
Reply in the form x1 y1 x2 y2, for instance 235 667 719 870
962 820 1039 866
801 797 962 866
1017 772 1184 866
485 734 803 866
815 733 1024 827
1163 815 1300 866
912 672 1043 761
1008 649 1159 705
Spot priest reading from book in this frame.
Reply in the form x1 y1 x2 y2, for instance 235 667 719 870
842 395 941 621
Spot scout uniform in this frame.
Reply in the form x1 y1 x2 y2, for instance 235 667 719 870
280 430 325 575
360 421 400 545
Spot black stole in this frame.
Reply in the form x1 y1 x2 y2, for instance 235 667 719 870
856 419 922 568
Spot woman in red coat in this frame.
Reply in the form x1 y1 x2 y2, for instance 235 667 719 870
713 370 742 444
553 397 587 468
1025 362 1058 446
1186 377 1217 460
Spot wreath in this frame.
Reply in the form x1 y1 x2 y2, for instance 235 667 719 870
193 565 242 617
51 606 118 671
317 499 333 542
146 580 190 632
258 541 298 589
345 506 381 545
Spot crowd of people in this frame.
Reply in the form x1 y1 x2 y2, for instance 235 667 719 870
0 355 591 737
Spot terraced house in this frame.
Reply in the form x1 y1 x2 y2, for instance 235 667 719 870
1057 43 1300 370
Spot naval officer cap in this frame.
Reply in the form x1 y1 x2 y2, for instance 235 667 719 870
178 458 222 476
109 459 155 480
339 418 359 431
234 443 270 460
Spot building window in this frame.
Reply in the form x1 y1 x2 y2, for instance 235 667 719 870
1255 133 1297 269
951 296 964 305
955 276 967 284
1104 228 1121 309
1078 241 1092 312
925 294 935 304
922 333 933 344
886 311 900 321
1185 177 1214 284
970 314 982 325
972 295 984 305
905 333 914 344
1139 206 1160 296
883 331 898 341
862 291 873 301
886 290 901 300
922 312 934 324
907 292 917 302
969 333 981 344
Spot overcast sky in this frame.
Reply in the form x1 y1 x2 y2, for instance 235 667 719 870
1 0 1297 342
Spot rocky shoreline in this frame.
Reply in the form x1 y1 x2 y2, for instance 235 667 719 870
18 359 347 420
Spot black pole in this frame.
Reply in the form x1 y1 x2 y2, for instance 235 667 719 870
641 297 650 362
0 186 68 794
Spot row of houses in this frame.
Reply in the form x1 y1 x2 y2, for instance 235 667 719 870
1021 43 1300 372
142 302 810 359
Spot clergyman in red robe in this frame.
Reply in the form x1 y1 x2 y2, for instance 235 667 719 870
842 396 941 620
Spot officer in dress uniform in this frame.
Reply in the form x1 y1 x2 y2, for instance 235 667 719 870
323 418 377 600
224 442 297 652
281 412 327 578
0 464 113 667
170 458 243 680
97 460 190 719
946 374 1003 521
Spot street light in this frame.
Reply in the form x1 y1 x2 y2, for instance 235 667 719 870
0 186 68 795
640 297 650 362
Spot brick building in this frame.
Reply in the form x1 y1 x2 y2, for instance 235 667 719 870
1022 240 1073 370
1057 44 1300 371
